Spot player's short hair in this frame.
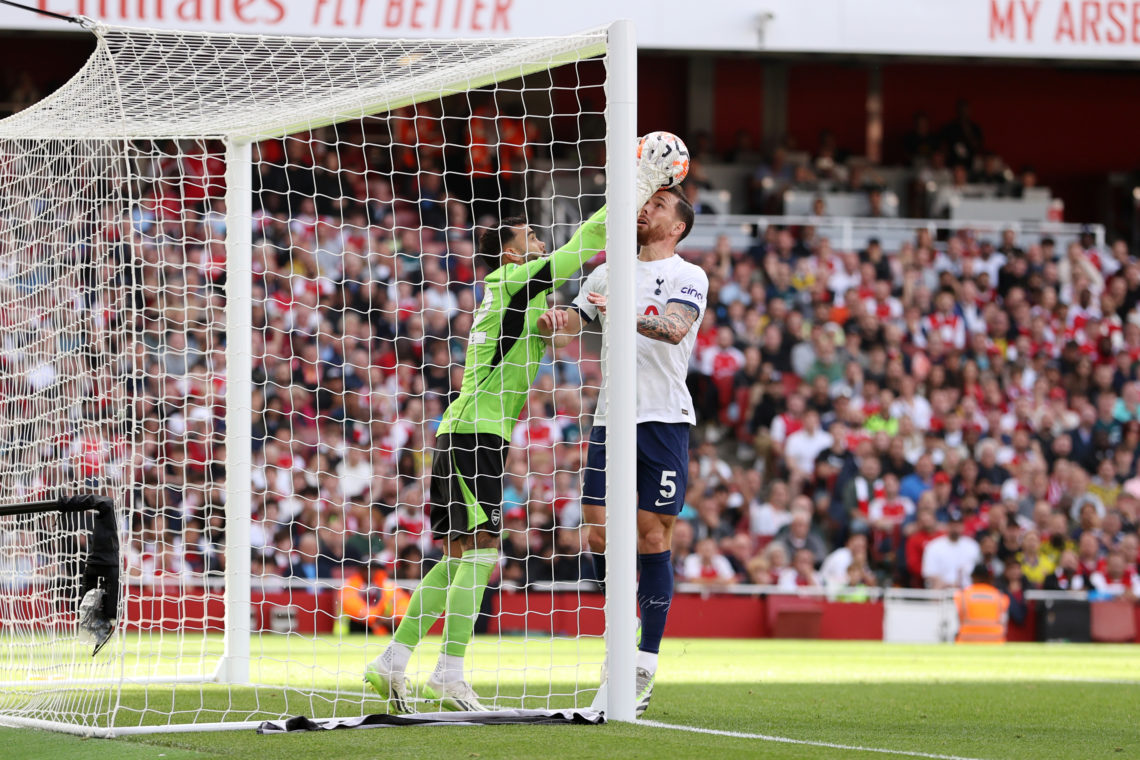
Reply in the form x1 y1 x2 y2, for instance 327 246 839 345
478 215 527 266
666 186 695 242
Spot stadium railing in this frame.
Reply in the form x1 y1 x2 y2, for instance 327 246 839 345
9 577 1129 643
680 214 1105 256
25 576 1090 601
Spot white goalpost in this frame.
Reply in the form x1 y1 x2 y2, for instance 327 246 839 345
0 18 638 735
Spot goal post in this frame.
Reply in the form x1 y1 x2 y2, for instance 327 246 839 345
601 17 638 725
220 136 253 687
0 19 639 735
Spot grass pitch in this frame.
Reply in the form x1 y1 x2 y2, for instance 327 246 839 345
3 637 1139 759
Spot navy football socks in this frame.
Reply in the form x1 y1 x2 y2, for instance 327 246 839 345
592 553 607 595
636 551 673 655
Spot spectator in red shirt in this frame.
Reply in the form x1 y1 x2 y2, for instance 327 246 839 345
699 325 746 421
905 506 942 588
777 547 822 590
683 537 736 587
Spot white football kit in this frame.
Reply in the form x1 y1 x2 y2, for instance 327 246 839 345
573 255 708 426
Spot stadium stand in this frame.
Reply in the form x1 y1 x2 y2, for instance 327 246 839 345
2 76 1137 617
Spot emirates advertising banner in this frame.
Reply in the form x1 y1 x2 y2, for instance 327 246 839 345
3 0 1140 60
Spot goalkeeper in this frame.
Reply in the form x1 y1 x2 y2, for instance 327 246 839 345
364 202 610 712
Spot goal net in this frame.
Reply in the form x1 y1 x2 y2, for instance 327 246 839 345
0 20 638 735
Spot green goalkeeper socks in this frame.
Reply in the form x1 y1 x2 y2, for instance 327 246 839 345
392 548 497 656
393 555 457 649
441 548 498 658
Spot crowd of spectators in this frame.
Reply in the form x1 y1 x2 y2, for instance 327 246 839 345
3 92 1138 615
685 99 1042 219
675 216 1140 603
96 103 608 593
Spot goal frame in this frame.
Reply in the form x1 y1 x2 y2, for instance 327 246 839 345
0 18 640 734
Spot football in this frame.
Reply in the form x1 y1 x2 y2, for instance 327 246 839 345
636 130 691 188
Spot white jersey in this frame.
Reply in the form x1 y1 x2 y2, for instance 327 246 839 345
921 535 981 589
573 254 708 426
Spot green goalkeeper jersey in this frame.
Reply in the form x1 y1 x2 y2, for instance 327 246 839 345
438 206 608 441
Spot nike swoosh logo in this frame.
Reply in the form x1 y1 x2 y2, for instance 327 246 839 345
654 499 672 507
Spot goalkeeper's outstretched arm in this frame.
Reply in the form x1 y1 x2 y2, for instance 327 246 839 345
500 130 685 298
501 205 608 296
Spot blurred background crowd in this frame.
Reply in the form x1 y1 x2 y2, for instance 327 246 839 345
681 99 1046 222
2 84 1138 608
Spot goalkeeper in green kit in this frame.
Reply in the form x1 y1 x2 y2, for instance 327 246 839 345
364 204 608 712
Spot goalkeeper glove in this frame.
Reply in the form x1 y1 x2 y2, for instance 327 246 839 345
635 139 674 209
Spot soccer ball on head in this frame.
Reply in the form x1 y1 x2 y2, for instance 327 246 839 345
636 131 690 189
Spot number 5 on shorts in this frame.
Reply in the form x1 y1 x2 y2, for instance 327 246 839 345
659 471 676 499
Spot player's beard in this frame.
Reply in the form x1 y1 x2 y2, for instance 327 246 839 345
636 220 662 246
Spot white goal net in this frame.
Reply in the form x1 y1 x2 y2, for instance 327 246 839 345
0 20 638 735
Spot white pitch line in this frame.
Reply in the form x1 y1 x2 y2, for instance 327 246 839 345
640 720 990 760
1045 676 1140 685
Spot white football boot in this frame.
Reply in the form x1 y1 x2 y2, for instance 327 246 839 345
364 650 412 714
423 675 490 712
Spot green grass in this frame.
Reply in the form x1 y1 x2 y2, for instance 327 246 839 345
4 638 1139 759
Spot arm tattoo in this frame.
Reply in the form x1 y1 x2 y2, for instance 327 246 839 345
636 302 699 344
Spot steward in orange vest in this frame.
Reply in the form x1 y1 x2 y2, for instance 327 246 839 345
953 564 1010 644
338 565 411 637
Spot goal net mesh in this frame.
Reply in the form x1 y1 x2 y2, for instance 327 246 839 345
0 22 613 733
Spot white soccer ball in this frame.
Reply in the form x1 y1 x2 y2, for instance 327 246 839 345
636 131 690 189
